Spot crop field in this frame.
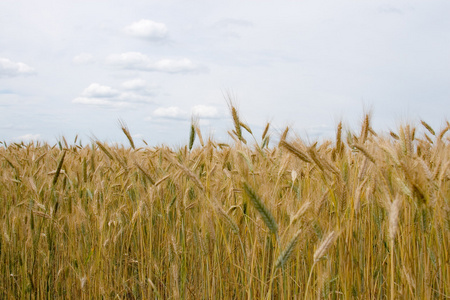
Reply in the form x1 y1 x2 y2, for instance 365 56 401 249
1 106 449 299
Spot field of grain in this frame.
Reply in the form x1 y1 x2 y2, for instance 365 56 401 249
1 107 449 299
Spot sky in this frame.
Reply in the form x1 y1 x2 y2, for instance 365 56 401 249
1 1 449 147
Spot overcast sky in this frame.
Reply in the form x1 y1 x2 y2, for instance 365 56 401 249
1 1 449 147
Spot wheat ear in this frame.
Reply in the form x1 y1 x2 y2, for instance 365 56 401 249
275 229 302 269
389 196 401 300
243 182 278 235
313 231 336 262
421 120 435 136
119 119 135 149
189 117 196 151
279 140 311 163
336 121 343 156
305 231 336 300
262 122 270 140
389 197 401 242
352 143 376 164
165 154 205 192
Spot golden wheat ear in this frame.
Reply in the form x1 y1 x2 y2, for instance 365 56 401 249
118 119 135 149
313 231 336 263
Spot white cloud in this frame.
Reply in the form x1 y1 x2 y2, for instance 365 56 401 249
153 106 188 120
73 97 132 108
107 52 203 73
81 83 119 98
122 78 147 90
151 105 222 121
120 79 156 97
107 52 148 66
191 105 221 119
73 82 154 109
117 92 154 103
73 97 110 106
153 58 199 73
123 19 168 40
73 53 95 65
16 133 41 141
0 58 35 77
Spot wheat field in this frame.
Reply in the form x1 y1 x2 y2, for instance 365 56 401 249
1 107 449 299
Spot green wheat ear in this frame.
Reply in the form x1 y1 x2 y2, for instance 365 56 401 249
242 182 278 235
189 116 197 151
275 229 302 269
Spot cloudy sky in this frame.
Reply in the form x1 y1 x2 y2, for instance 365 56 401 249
1 1 449 146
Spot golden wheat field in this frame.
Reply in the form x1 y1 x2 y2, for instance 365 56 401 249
1 106 449 299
